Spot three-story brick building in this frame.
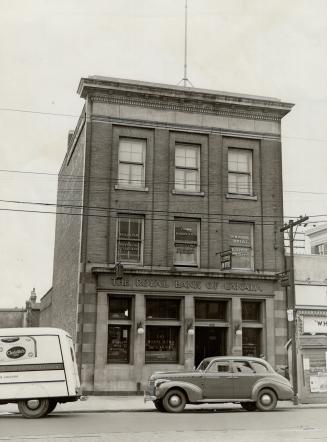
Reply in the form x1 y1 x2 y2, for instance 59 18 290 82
47 76 293 393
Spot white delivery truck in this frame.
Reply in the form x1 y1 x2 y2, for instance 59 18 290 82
0 327 81 418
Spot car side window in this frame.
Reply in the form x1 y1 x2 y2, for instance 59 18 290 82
207 361 231 373
251 362 268 373
232 361 255 373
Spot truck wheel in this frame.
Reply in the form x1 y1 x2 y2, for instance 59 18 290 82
162 389 186 413
47 400 57 414
256 389 277 411
18 399 50 419
153 399 166 412
241 402 257 411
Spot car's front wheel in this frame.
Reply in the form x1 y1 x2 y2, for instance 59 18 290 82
153 399 166 412
162 389 186 413
241 402 257 411
256 389 277 411
46 399 57 414
18 398 50 419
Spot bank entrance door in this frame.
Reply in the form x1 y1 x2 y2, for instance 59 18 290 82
195 327 226 368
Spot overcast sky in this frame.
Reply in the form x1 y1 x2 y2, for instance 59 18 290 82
0 0 326 308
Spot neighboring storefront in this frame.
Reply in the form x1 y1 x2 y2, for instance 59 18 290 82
292 310 327 403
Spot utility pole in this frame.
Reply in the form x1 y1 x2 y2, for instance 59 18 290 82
280 215 309 405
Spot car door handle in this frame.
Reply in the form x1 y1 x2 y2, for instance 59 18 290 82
226 376 234 378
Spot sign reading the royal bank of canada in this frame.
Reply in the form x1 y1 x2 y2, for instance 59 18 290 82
303 317 327 334
100 274 272 294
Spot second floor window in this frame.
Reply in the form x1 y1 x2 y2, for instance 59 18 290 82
118 138 146 188
117 216 144 264
175 144 200 192
229 222 254 270
228 148 252 195
174 219 200 266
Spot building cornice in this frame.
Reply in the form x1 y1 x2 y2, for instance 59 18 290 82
78 76 294 122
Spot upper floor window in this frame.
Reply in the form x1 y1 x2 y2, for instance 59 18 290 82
314 243 327 256
229 222 254 270
118 138 146 188
116 216 144 264
175 144 200 192
174 219 200 267
228 148 252 195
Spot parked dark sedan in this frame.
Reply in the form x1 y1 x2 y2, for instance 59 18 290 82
144 356 293 413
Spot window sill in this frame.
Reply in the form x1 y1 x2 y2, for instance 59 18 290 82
225 193 257 201
172 189 205 197
115 184 149 192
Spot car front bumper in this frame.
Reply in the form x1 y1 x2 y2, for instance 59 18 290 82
144 390 156 403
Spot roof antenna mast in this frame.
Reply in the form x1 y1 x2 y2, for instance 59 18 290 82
178 0 193 87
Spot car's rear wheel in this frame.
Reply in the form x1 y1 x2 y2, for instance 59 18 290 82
18 398 50 419
241 402 257 411
256 389 277 411
162 389 186 413
153 399 166 412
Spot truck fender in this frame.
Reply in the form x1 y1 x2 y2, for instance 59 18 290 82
157 381 203 402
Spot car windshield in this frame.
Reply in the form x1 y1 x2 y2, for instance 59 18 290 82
196 359 211 371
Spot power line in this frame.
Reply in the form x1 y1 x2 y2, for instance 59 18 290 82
0 197 288 219
0 168 327 196
0 201 325 226
0 108 326 143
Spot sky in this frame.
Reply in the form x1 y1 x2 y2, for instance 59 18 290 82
0 0 326 308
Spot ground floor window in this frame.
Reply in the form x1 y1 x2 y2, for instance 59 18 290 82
195 300 227 321
145 326 179 363
107 325 130 363
242 327 261 357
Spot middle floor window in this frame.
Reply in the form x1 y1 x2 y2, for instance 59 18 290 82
174 218 200 267
116 216 144 264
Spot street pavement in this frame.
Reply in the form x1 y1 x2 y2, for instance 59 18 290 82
2 401 327 441
1 395 327 414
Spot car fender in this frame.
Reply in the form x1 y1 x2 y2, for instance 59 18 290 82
251 378 282 401
156 381 203 402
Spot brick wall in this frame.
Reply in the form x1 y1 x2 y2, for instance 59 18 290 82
51 125 86 341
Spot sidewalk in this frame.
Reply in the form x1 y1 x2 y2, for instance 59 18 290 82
1 396 327 415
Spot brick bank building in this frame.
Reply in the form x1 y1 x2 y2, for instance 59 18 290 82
46 76 293 393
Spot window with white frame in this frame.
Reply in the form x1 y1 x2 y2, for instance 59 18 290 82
116 216 144 264
229 222 254 270
118 138 146 188
174 219 200 266
175 144 200 192
228 148 253 195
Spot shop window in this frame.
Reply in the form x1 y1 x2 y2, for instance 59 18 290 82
118 138 146 188
229 222 254 270
145 326 179 363
109 296 131 320
175 144 200 192
242 328 261 358
146 298 180 320
107 325 130 363
228 148 252 195
116 216 144 264
242 301 261 322
174 218 200 266
195 300 227 321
